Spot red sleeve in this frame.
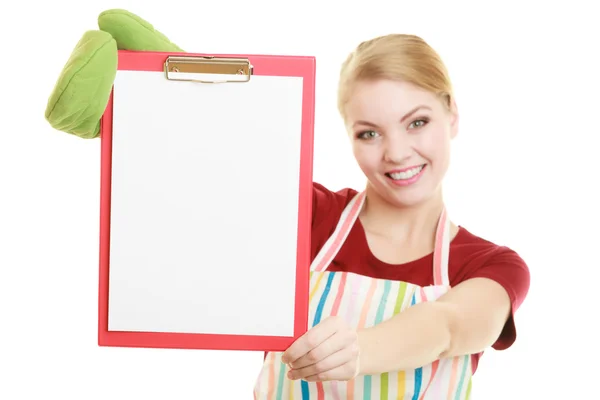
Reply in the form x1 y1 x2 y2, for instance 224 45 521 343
311 182 356 230
468 247 530 350
310 182 358 261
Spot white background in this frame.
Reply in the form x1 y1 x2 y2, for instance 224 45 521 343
1 0 598 399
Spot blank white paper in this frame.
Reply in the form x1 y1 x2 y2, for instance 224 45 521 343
107 69 305 337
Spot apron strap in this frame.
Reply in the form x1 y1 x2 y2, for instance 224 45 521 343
310 191 366 272
432 207 451 287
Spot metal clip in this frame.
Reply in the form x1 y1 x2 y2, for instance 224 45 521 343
164 56 253 83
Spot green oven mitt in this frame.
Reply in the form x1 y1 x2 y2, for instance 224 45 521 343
44 9 184 139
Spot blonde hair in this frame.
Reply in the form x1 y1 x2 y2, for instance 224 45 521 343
337 34 454 119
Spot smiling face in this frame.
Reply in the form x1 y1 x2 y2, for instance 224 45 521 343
344 79 458 208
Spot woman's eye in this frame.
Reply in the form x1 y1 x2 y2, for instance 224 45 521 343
409 119 428 129
358 130 379 139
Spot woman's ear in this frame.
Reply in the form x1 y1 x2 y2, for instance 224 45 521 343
449 98 459 139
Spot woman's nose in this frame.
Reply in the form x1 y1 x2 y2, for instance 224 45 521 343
383 135 412 164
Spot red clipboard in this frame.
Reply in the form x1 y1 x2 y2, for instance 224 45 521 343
98 50 315 352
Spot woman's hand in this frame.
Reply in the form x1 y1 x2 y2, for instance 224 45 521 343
281 316 361 382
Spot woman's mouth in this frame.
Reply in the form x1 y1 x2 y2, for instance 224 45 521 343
385 164 426 186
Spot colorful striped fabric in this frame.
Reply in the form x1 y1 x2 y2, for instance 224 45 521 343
253 191 473 399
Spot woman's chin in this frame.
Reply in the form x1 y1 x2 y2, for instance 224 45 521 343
369 177 437 209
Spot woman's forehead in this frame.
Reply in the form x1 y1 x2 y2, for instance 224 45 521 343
344 80 441 121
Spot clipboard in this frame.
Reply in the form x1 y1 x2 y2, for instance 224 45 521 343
98 50 315 352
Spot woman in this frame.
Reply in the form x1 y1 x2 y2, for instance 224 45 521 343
253 34 530 398
45 10 529 399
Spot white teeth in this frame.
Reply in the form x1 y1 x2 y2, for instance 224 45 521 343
388 165 424 180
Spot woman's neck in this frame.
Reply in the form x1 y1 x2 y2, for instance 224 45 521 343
359 184 448 247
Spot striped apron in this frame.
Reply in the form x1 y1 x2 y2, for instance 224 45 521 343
253 190 473 399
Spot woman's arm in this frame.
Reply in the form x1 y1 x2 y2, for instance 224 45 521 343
356 277 511 375
283 253 529 382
